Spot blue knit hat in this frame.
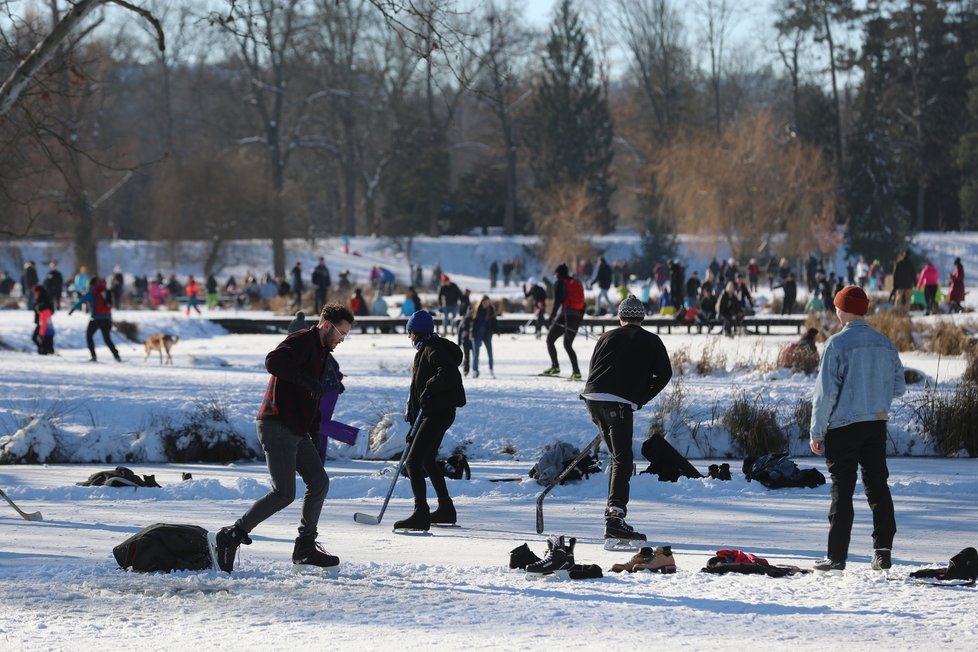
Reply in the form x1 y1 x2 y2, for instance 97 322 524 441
406 309 434 334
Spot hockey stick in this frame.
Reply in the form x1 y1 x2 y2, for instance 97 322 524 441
353 410 424 525
535 433 602 534
0 488 43 522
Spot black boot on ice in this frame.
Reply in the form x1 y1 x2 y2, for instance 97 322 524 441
429 499 457 527
210 525 252 573
393 504 430 532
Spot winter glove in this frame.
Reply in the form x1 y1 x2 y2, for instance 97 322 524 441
295 374 324 400
68 308 75 316
338 381 346 395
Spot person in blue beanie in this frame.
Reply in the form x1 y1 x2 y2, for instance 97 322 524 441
395 310 466 531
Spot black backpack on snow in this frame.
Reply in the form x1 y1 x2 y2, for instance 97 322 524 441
113 523 214 573
640 434 703 482
742 453 825 489
910 547 978 582
79 466 162 488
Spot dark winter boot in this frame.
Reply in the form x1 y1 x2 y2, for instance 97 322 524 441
813 558 846 573
212 525 252 573
429 499 457 526
393 504 430 531
292 537 340 575
509 543 541 570
525 535 576 578
604 507 647 550
871 549 892 571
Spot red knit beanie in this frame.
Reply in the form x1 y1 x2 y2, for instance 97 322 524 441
833 285 869 316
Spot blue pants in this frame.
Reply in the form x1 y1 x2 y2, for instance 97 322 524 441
472 334 493 373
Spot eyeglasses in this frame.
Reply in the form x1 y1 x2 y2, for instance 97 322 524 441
329 324 351 340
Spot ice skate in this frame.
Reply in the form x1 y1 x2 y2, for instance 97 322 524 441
525 535 575 579
567 371 582 381
393 505 430 533
429 499 458 527
603 508 647 551
538 366 560 377
211 525 252 573
292 539 340 577
871 549 892 572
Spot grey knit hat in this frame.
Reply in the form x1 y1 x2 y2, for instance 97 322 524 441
618 295 646 322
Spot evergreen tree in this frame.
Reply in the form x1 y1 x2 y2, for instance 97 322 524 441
844 15 912 265
526 0 616 232
956 48 978 229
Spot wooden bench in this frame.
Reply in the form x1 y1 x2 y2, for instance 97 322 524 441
209 313 808 336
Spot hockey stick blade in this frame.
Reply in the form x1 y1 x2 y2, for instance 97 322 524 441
0 488 43 522
353 512 380 525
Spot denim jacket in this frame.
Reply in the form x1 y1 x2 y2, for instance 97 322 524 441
810 320 905 441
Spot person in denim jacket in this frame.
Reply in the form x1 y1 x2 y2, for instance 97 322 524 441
809 285 906 573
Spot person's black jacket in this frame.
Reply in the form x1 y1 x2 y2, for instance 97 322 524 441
685 276 701 300
408 336 466 423
525 283 547 304
592 259 613 290
44 269 63 297
438 282 463 306
773 278 797 302
583 324 672 409
893 256 916 290
718 291 741 319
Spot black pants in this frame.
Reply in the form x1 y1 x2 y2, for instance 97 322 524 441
824 420 896 562
238 419 329 541
314 287 328 315
546 314 582 374
923 284 938 315
406 409 455 508
86 320 118 360
586 400 633 513
782 297 796 314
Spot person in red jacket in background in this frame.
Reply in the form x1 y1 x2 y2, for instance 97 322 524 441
32 285 56 355
185 275 202 315
69 277 120 362
917 261 940 315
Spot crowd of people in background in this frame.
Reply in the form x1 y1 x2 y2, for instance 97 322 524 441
6 246 970 358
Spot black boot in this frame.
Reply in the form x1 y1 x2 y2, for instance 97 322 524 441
429 499 457 526
393 504 430 531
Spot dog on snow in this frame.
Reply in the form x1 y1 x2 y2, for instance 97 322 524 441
143 333 179 365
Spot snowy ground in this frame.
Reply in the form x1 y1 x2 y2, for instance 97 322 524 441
2 458 976 650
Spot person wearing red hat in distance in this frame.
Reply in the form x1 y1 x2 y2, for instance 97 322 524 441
809 286 906 574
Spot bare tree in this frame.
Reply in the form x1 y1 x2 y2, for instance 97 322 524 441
217 0 319 277
0 0 163 117
693 0 739 135
657 110 837 261
469 1 534 234
612 0 693 143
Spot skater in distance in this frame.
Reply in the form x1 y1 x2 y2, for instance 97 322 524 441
214 302 355 574
809 286 905 573
580 295 673 550
540 263 586 380
395 310 467 532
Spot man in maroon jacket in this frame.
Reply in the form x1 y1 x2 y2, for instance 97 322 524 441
214 303 354 574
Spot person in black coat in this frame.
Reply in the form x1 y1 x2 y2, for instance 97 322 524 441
581 295 672 544
396 310 466 531
773 272 798 314
718 282 743 337
43 262 64 310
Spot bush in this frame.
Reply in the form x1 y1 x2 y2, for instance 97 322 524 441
913 384 978 457
965 347 978 385
696 338 727 375
161 398 252 462
926 320 973 356
724 392 787 457
670 344 691 375
777 344 820 374
866 310 913 351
